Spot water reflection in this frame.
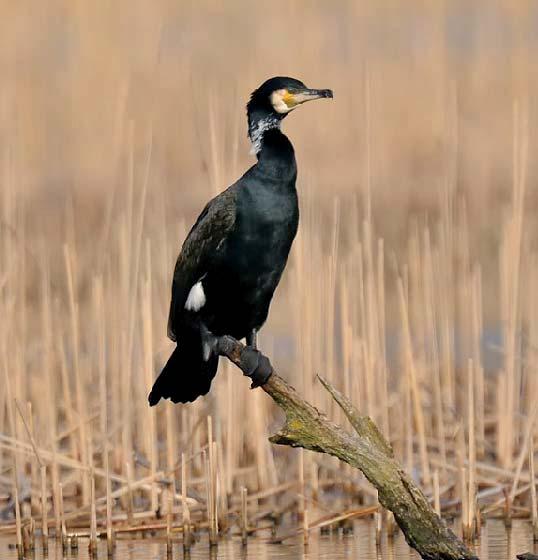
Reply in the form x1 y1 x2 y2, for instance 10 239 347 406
2 519 537 559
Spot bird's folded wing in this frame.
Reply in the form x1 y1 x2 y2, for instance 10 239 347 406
167 186 237 341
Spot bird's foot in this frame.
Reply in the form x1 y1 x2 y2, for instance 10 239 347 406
240 346 273 388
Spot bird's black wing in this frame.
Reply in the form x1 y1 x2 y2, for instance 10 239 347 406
167 186 237 341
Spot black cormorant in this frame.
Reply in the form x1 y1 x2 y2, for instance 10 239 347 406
149 76 333 405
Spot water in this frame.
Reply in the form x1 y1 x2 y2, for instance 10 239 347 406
1 519 537 560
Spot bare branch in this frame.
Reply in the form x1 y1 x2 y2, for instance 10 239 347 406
216 335 477 560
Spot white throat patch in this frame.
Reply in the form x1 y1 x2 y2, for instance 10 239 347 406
249 115 280 155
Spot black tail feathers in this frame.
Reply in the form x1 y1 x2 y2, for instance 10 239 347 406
148 342 219 406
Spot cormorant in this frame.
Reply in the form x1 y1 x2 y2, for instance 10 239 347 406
149 76 333 405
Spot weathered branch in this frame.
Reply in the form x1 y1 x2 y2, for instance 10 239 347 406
216 335 477 560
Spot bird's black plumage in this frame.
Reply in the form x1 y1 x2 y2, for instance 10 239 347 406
149 77 333 405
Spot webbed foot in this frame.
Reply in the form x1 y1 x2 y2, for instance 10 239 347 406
240 346 273 388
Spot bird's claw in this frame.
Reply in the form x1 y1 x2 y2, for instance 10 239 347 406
241 347 273 388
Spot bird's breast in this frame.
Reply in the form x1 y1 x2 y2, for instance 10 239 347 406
237 187 297 256
215 186 298 290
200 184 298 336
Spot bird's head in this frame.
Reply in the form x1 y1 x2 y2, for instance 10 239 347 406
247 76 333 153
248 76 333 117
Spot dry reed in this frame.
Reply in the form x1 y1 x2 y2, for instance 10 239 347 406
1 0 538 551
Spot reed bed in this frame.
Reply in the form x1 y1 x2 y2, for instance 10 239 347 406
1 0 538 553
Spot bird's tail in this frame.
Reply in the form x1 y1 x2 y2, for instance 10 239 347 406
148 337 219 406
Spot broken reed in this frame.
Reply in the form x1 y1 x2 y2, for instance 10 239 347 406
182 453 192 551
40 465 48 549
241 487 248 545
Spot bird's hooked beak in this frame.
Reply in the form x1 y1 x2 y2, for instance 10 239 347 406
289 87 334 107
271 87 333 114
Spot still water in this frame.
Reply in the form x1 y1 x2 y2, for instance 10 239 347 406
1 519 536 560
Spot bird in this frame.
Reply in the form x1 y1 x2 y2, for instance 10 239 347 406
148 76 333 406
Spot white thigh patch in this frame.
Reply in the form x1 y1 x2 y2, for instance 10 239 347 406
185 281 206 311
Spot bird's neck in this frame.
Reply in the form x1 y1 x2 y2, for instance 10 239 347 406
255 128 296 183
248 112 282 155
247 111 296 183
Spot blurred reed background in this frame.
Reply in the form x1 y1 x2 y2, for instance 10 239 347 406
1 0 538 547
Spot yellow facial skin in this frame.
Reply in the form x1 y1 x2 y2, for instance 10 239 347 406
282 90 297 108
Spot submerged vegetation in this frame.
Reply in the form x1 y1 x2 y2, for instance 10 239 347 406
1 1 537 559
